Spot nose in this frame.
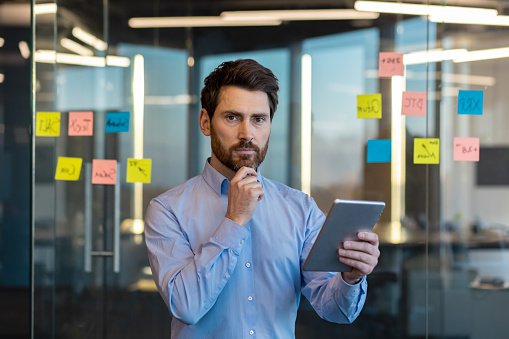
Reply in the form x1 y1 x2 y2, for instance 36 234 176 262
238 120 253 141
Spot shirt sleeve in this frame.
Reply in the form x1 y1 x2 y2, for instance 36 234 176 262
144 198 250 325
300 197 367 324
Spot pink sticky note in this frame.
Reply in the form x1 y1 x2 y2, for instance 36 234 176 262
92 159 117 185
379 52 404 77
68 111 94 136
453 137 480 162
402 92 427 116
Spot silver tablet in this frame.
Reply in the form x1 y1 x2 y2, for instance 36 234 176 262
302 199 385 272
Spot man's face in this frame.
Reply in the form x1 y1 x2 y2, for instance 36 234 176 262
208 86 271 172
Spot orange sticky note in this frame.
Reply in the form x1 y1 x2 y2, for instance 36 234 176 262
453 137 480 162
402 92 427 116
379 52 404 77
55 157 82 181
414 138 440 164
92 159 117 185
36 112 61 136
357 94 382 119
68 111 94 136
126 158 152 183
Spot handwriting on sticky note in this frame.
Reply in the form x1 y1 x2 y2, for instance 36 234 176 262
402 92 427 116
55 157 82 181
126 158 152 183
367 139 391 163
414 138 440 164
453 137 480 162
36 112 61 136
458 90 483 115
68 111 94 136
357 94 382 119
92 159 117 185
105 112 130 133
379 52 404 77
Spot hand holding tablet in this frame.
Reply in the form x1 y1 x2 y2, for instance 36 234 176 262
303 199 385 272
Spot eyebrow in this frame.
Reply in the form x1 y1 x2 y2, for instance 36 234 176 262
222 110 270 117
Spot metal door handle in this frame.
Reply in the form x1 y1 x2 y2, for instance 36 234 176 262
84 162 120 273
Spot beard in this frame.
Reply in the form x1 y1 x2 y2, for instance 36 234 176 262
210 124 269 172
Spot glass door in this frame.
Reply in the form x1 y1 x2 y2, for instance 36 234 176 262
33 1 189 337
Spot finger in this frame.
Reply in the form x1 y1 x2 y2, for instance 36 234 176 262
233 166 258 181
357 231 379 245
343 240 380 257
339 256 375 275
339 247 378 266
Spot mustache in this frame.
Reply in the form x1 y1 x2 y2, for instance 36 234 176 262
231 141 260 151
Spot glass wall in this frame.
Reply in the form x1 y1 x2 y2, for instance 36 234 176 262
22 0 509 338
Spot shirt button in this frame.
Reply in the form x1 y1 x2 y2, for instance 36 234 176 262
355 289 359 292
249 330 254 335
248 296 253 301
245 262 251 268
240 239 245 245
225 274 230 279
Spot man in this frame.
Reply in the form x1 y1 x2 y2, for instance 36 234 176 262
145 59 380 338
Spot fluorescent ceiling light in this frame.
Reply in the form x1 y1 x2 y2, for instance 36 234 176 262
221 9 379 21
355 1 497 18
453 47 509 63
60 38 94 56
18 41 30 59
106 55 131 67
430 14 509 26
72 27 107 51
403 48 468 65
129 16 282 28
34 3 57 15
34 50 130 67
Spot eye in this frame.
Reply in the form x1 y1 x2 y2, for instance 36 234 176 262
226 115 237 121
254 117 266 123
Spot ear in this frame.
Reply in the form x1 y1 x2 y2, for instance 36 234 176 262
199 109 211 136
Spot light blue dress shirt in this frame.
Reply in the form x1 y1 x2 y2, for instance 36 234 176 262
145 160 367 338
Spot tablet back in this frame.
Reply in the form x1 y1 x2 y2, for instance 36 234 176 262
303 199 385 272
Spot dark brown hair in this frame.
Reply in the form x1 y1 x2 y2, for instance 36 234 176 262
200 59 279 121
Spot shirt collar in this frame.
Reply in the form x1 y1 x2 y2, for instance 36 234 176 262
202 158 264 196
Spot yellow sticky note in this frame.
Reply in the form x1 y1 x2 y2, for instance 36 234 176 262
414 138 440 164
36 112 61 136
357 94 382 119
55 157 83 181
126 158 152 183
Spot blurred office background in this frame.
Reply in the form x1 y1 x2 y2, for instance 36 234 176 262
2 0 509 337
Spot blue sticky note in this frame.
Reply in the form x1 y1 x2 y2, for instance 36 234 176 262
105 112 130 133
367 139 391 163
458 90 483 115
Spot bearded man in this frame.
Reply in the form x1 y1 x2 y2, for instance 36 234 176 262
144 59 380 339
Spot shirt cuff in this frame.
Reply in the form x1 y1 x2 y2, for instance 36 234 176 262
211 217 250 255
332 273 366 301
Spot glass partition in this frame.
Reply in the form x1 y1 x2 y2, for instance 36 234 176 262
28 0 509 338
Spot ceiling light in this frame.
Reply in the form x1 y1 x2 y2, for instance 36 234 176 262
34 50 130 67
403 48 468 65
0 37 4 47
221 9 379 21
128 16 282 28
0 73 4 83
354 1 497 19
106 55 131 67
453 47 509 63
18 41 30 59
430 14 509 26
72 27 107 51
60 38 94 56
34 3 57 15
